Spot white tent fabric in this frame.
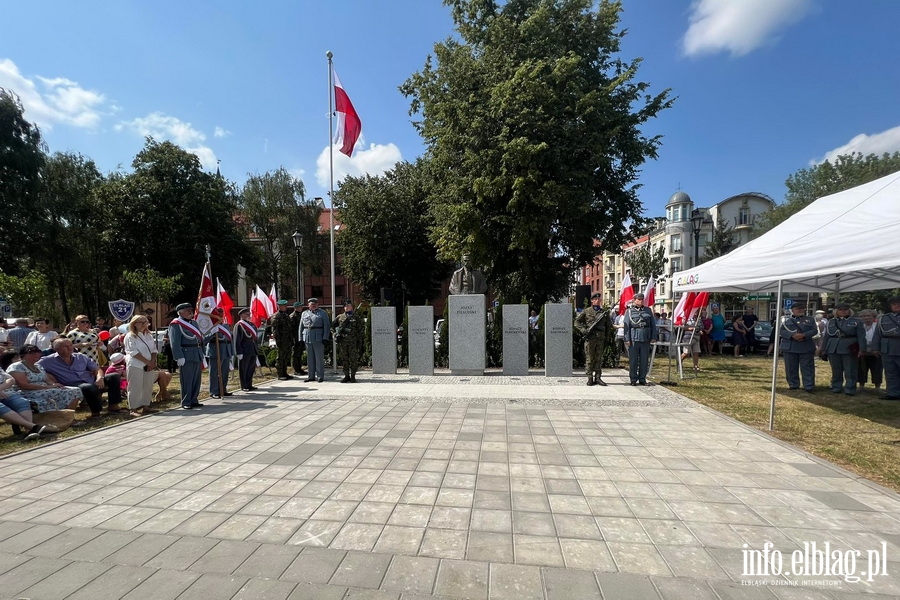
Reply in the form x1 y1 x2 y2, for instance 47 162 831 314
673 171 900 294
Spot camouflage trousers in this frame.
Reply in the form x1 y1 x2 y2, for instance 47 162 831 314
584 336 606 376
338 342 361 375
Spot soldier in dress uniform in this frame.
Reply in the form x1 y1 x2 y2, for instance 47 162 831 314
271 299 294 380
290 301 307 377
872 295 900 401
779 303 817 392
821 302 866 396
623 293 657 386
168 302 204 409
332 299 363 383
204 309 234 399
299 298 331 382
575 292 611 386
234 308 259 391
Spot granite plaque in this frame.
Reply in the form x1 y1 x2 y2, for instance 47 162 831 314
408 306 434 376
502 304 529 376
371 306 397 374
449 294 486 376
544 303 573 377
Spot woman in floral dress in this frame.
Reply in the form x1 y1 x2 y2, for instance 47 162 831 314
7 345 82 412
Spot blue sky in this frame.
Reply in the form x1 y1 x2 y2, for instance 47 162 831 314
3 0 899 219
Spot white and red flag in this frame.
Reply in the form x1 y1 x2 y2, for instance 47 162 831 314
268 284 278 311
673 292 697 326
617 272 635 316
251 284 274 327
332 68 361 157
216 278 234 325
688 291 710 322
642 275 656 309
195 263 216 334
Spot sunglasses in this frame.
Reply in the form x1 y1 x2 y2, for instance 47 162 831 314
78 320 90 324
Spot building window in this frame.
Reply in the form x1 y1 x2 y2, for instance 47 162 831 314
670 258 681 274
335 285 345 299
311 285 324 298
739 207 750 225
671 234 682 253
659 280 666 297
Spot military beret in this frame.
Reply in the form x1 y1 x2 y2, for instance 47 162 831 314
277 299 288 306
238 307 250 315
633 293 644 300
175 302 192 312
343 298 353 306
790 304 805 310
307 298 319 304
835 302 851 310
590 292 602 299
889 296 900 305
292 301 302 307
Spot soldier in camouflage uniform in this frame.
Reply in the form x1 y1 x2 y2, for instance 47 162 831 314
575 292 611 386
271 300 295 380
332 299 363 383
289 301 307 377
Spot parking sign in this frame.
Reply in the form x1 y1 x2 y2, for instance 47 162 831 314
783 298 793 310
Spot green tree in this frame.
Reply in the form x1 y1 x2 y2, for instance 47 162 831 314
623 244 667 282
705 218 736 260
0 88 47 271
0 271 55 321
238 168 320 298
401 0 672 306
122 268 183 306
333 160 453 303
754 152 900 236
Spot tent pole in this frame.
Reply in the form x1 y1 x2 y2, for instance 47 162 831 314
768 279 784 431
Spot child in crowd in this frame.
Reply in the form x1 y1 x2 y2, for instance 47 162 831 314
105 352 129 395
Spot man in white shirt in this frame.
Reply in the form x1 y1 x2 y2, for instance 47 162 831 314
857 309 882 389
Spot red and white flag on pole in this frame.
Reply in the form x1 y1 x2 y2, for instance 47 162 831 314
617 272 635 316
642 275 656 309
251 284 273 327
333 68 362 157
673 291 697 326
688 291 710 322
268 284 278 313
195 263 216 334
215 278 234 325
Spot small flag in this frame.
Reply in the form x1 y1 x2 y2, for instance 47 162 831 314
642 275 656 308
216 278 234 325
618 272 635 316
268 284 278 314
195 263 216 334
333 68 361 157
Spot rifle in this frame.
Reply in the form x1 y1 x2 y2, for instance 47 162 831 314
583 310 610 337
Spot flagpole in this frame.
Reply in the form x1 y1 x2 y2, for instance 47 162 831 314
326 50 338 374
204 245 226 398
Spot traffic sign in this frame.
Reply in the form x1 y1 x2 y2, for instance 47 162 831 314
783 298 793 309
0 301 10 315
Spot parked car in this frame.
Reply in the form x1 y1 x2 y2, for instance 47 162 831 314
722 321 773 354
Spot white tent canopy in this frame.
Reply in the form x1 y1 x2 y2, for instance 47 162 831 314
672 171 900 294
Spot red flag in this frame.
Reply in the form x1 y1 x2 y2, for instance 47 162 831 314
673 292 696 326
251 285 270 327
642 275 656 309
333 68 361 157
268 284 278 315
195 263 216 334
617 272 635 316
688 291 710 322
216 278 234 325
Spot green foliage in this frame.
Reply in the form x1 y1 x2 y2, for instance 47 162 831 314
333 160 453 304
624 244 667 281
122 268 183 304
840 289 900 313
0 271 55 320
401 0 673 306
754 151 900 237
705 218 736 260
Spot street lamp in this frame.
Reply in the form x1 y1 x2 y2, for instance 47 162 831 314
291 230 303 304
690 208 704 268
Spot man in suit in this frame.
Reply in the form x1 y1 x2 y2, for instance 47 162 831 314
299 298 331 382
205 309 234 399
779 304 817 393
623 293 657 386
872 296 900 401
168 302 204 409
821 302 866 396
234 308 259 391
290 301 307 377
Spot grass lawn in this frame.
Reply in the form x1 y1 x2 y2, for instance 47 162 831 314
657 352 900 492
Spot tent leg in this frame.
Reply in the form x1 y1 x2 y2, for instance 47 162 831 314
768 280 784 431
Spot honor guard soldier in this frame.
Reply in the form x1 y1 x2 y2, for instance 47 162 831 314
779 303 817 392
272 299 294 380
205 309 234 399
234 308 259 391
290 301 307 377
333 299 363 383
821 302 866 396
299 298 331 382
623 292 657 386
872 295 900 400
169 302 204 409
575 292 611 386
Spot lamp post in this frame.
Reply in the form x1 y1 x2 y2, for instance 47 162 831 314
291 230 303 304
690 208 704 268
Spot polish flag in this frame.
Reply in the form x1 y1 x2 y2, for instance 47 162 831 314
195 263 216 334
673 292 696 326
333 68 362 157
617 272 635 316
268 284 278 313
642 275 656 309
251 284 274 327
215 278 234 325
688 291 710 322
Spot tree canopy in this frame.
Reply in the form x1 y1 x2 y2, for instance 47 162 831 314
401 0 672 305
624 244 666 282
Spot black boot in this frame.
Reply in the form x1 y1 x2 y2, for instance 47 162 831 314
340 374 351 383
586 374 595 386
595 372 607 386
350 372 357 383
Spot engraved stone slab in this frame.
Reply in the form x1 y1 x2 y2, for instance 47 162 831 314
371 306 397 374
544 303 573 377
449 294 485 376
408 306 434 376
503 304 529 376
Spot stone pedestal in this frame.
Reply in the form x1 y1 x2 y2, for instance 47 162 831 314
370 306 397 374
408 306 434 376
449 294 485 376
544 303 573 377
502 304 529 376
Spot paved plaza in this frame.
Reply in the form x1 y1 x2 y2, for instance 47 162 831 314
1 371 899 599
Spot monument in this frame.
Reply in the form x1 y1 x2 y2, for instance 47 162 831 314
502 304 529 376
449 254 487 296
370 306 397 374
407 306 434 376
449 295 486 375
544 303 573 377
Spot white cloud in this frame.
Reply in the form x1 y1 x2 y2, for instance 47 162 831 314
315 139 403 188
214 126 231 138
116 111 218 170
813 125 900 165
682 0 813 57
0 58 107 129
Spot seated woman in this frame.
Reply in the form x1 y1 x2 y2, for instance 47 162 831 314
7 345 83 413
0 370 58 439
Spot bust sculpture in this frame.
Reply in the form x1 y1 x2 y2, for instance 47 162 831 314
449 254 487 295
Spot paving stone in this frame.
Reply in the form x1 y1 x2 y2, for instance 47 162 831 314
286 582 348 600
330 522 384 551
190 539 260 574
652 577 720 600
177 573 249 600
26 526 104 558
595 572 661 600
420 528 468 559
381 555 440 595
542 566 601 600
105 533 179 566
232 576 298 600
606 542 672 576
559 538 616 570
143 536 219 570
282 546 346 584
514 534 564 567
488 563 543 600
18 559 112 600
434 558 489 599
374 525 425 554
234 543 303 579
66 564 157 600
330 550 392 589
